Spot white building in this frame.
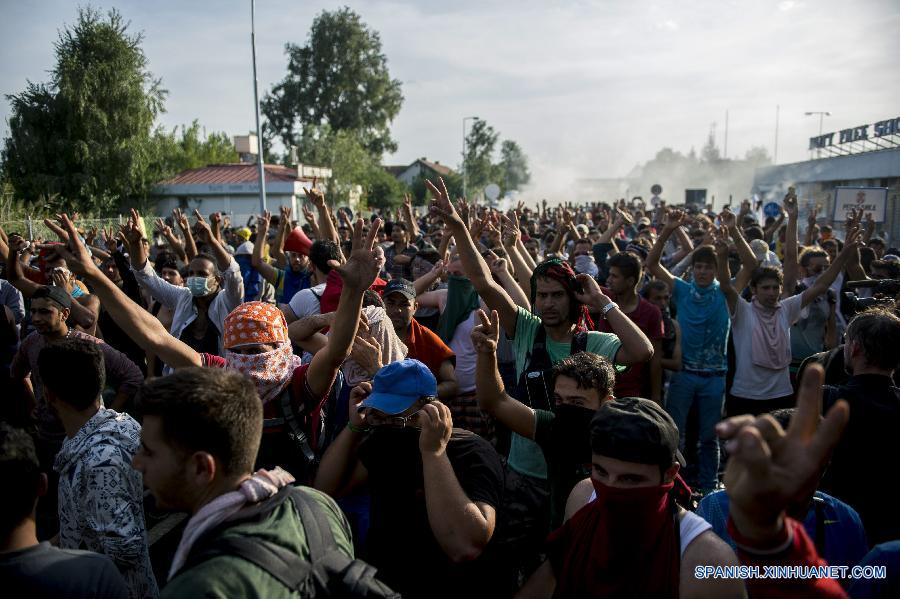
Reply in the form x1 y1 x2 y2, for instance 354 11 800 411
152 162 332 225
386 157 454 185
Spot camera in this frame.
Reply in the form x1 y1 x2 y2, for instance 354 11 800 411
841 278 900 315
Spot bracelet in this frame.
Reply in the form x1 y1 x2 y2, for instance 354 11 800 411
601 301 619 316
347 422 371 434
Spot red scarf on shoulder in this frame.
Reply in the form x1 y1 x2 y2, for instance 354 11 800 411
546 476 689 598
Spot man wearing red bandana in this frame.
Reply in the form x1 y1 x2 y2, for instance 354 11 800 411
519 366 849 599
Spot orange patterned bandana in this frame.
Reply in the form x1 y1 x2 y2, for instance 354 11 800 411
223 302 302 404
224 302 290 349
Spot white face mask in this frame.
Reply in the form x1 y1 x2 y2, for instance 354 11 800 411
186 276 213 297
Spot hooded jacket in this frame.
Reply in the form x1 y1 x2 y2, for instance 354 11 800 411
54 407 159 599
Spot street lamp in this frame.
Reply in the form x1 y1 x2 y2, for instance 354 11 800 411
462 116 479 199
804 111 831 159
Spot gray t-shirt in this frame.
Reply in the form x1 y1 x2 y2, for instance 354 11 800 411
0 542 128 598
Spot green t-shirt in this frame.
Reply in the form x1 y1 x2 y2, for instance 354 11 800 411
162 486 353 598
509 307 621 480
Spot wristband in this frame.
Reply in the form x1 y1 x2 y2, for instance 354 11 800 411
347 422 371 434
601 301 619 317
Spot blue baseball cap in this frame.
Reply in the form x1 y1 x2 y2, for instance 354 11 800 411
358 359 438 415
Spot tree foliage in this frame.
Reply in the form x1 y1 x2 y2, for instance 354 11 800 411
2 7 166 214
299 125 404 209
149 120 238 181
462 120 529 201
499 140 531 193
262 7 403 160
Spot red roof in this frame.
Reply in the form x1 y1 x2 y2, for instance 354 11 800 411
159 163 309 186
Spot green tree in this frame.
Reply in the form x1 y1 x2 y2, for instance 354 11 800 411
701 129 722 163
409 170 462 205
463 119 501 197
2 7 166 214
366 166 406 210
498 140 530 194
262 7 403 160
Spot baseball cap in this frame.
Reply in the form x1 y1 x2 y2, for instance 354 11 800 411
236 227 252 241
590 397 686 468
383 278 415 301
234 240 254 256
33 285 72 310
359 359 438 415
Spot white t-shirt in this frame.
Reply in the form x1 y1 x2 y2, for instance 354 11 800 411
730 293 804 400
287 283 326 320
448 310 479 393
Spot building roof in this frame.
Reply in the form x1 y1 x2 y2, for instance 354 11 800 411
159 163 311 186
385 157 455 179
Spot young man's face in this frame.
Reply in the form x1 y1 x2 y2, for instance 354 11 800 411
160 267 184 286
751 278 782 309
187 257 219 296
804 256 829 279
391 227 408 246
591 454 674 488
553 375 605 411
692 260 716 287
30 297 68 335
101 259 122 284
605 266 635 296
288 251 308 273
534 277 571 327
646 287 671 312
385 292 416 333
132 416 193 512
573 242 592 258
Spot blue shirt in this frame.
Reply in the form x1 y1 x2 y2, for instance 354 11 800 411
671 277 730 372
697 490 869 568
274 267 311 304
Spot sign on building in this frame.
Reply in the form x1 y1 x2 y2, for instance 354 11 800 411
832 187 888 223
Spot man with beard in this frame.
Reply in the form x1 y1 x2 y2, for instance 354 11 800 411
473 308 614 527
314 359 504 599
521 366 850 598
382 278 458 401
47 213 382 482
125 209 243 358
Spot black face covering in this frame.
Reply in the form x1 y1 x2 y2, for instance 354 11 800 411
549 404 597 468
361 426 423 487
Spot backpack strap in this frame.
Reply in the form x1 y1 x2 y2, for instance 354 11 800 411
279 386 317 465
196 535 312 591
288 487 337 561
571 331 588 354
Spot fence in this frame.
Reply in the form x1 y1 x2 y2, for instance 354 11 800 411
0 215 135 242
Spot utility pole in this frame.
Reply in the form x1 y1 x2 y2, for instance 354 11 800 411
774 104 780 164
724 109 729 159
251 0 267 212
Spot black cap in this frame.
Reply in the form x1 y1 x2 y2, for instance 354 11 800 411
33 285 72 310
384 278 415 300
590 397 685 468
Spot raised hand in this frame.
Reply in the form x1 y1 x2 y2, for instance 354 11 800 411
738 199 751 219
484 250 507 277
418 401 453 457
192 209 213 242
349 381 372 429
426 177 464 229
172 207 189 232
719 207 738 229
573 273 611 311
329 217 383 291
351 334 383 377
47 214 99 278
718 364 849 544
783 191 798 220
500 213 520 248
713 226 730 259
257 210 271 235
470 309 500 354
663 209 686 232
154 218 172 238
303 176 326 208
279 204 292 227
301 203 316 225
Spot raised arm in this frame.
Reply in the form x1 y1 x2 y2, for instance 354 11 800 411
413 259 445 297
301 203 321 240
782 192 800 298
271 205 291 268
574 274 653 365
251 211 281 285
646 209 685 289
402 194 420 239
714 228 740 314
721 208 757 293
486 251 530 310
153 219 187 263
473 309 536 438
306 217 382 398
172 208 197 261
49 215 201 368
305 179 340 247
501 214 534 299
427 178 520 338
802 227 861 307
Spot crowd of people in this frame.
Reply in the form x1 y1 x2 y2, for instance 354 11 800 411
1 178 899 598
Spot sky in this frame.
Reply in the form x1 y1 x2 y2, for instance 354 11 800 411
2 0 898 200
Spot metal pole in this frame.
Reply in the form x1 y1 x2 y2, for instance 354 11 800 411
462 118 467 199
723 109 728 159
251 0 267 212
774 104 779 164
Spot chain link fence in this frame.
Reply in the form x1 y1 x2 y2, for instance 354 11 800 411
0 215 137 242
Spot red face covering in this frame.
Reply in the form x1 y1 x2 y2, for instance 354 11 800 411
546 477 684 598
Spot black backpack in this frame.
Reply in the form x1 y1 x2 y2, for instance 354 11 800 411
178 486 399 598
